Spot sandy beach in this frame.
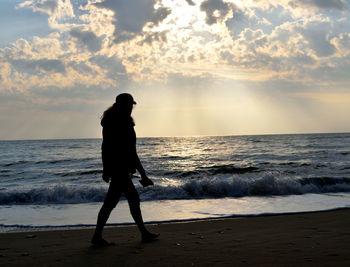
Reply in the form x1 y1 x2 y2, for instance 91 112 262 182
1 209 350 266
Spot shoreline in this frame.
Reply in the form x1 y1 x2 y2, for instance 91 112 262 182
1 209 349 266
1 206 350 233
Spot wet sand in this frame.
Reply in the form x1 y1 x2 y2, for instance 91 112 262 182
1 209 350 266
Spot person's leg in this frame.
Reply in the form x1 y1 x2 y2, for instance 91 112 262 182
124 178 159 241
92 180 121 244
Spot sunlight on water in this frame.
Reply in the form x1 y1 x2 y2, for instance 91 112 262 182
1 133 350 230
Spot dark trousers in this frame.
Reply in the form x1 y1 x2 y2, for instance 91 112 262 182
94 175 146 237
103 176 140 209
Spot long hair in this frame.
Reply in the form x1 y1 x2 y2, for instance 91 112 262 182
101 103 116 121
101 102 135 126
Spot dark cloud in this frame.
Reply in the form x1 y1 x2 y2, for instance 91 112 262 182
151 6 171 25
89 55 129 86
37 0 58 13
69 28 102 52
185 0 195 6
138 31 168 45
10 59 65 74
225 7 247 36
89 55 126 74
303 33 336 57
95 0 171 43
308 55 350 82
67 61 94 74
288 0 349 11
299 24 336 57
220 50 234 64
200 0 233 25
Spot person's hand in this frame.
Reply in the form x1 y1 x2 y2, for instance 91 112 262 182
102 171 110 183
139 176 154 187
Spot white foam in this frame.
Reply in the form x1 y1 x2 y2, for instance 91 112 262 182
1 193 350 232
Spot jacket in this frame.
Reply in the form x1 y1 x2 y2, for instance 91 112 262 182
101 114 137 179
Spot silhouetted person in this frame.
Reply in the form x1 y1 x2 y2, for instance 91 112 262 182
91 93 158 247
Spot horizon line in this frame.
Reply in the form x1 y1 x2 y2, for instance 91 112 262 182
1 131 349 142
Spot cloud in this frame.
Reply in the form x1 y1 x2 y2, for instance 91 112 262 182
234 0 349 19
138 31 168 45
89 55 125 73
1 0 350 139
288 0 349 11
0 35 118 92
185 0 195 6
0 62 12 92
88 55 127 83
292 92 350 103
1 37 64 63
18 0 58 14
10 58 66 74
221 3 350 82
299 24 336 57
151 5 171 25
18 0 74 18
69 27 102 52
200 0 234 25
95 0 171 43
17 0 76 32
332 33 350 56
4 0 350 90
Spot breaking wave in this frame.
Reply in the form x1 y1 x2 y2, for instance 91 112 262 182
1 175 350 205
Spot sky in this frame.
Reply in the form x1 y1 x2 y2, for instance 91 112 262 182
0 0 350 140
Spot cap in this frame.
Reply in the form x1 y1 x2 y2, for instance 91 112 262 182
115 93 136 105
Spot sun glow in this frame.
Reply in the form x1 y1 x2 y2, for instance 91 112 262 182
158 0 202 29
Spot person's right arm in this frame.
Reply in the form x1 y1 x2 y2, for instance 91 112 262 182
135 152 153 187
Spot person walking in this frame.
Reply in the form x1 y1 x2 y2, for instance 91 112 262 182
91 93 158 246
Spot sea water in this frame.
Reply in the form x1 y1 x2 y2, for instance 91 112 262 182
1 133 350 232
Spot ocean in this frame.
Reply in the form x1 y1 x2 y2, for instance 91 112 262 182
1 133 350 232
